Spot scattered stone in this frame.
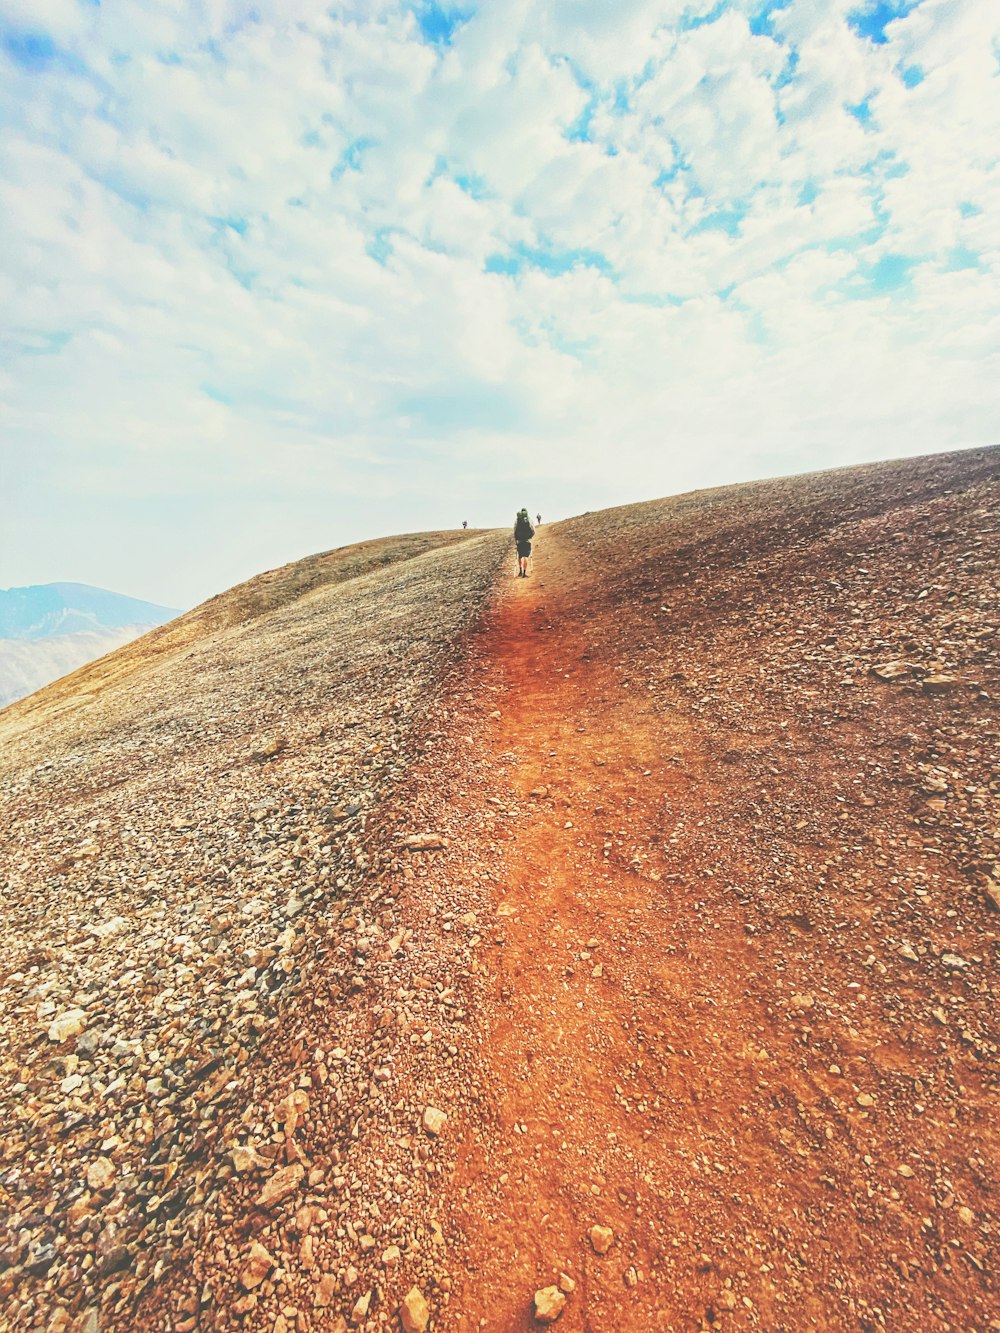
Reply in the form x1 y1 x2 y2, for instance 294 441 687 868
350 1289 372 1326
26 1241 57 1276
897 944 919 962
941 953 969 969
533 1285 566 1323
589 1225 614 1255
231 1144 268 1174
422 1106 447 1136
86 1157 116 1192
870 660 922 681
558 1273 575 1293
240 1240 275 1291
789 993 814 1010
922 674 959 693
47 1009 87 1043
314 1273 337 1307
257 1161 304 1209
400 1285 430 1333
401 833 448 852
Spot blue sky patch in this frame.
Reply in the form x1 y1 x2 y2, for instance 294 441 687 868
485 243 613 279
867 251 915 293
691 207 745 238
398 381 525 432
621 291 686 309
749 0 794 38
212 216 248 236
846 97 875 128
679 2 728 33
901 64 924 87
453 171 490 200
945 244 981 272
847 1 923 46
2 28 59 70
414 2 473 47
21 331 74 357
367 229 395 265
774 47 800 93
566 93 598 144
332 137 377 180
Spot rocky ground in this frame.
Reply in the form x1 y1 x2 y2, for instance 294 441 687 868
0 447 997 1332
0 529 507 1333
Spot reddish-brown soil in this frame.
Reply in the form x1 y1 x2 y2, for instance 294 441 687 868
431 453 998 1332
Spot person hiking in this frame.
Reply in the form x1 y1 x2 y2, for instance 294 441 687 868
536 512 542 526
462 520 468 529
513 508 534 578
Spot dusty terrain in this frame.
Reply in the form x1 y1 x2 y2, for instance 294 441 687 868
1 449 997 1333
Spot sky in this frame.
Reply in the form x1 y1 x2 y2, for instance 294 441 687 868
1 0 998 608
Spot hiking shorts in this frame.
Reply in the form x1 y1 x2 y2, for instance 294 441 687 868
516 540 532 558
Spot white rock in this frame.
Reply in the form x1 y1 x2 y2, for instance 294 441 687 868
589 1225 614 1255
48 1009 87 1043
422 1106 447 1136
86 1157 116 1192
400 1286 430 1333
534 1285 566 1323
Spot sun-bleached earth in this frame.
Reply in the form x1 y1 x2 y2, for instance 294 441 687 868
1 448 997 1333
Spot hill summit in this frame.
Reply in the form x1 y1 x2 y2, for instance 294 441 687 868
0 450 996 1333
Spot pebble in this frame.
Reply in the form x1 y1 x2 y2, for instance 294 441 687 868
240 1240 274 1291
400 1285 430 1333
589 1225 614 1255
86 1157 115 1192
257 1162 304 1209
423 1106 448 1136
47 1009 87 1043
533 1285 567 1323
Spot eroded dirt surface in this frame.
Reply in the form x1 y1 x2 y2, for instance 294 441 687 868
437 452 998 1331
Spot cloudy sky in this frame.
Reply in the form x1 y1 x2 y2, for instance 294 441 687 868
1 0 998 608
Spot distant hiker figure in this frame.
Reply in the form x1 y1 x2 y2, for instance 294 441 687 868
514 508 535 578
462 520 468 529
536 513 542 526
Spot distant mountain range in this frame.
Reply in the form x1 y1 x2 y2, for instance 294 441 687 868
0 582 179 708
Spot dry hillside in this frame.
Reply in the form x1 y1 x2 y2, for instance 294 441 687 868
0 451 997 1333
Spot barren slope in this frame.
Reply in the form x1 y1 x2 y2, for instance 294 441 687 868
1 451 997 1333
0 527 506 1333
0 530 489 738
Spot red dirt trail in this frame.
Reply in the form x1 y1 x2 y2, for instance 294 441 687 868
438 510 996 1333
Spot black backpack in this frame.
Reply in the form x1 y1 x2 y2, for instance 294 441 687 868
515 515 534 540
